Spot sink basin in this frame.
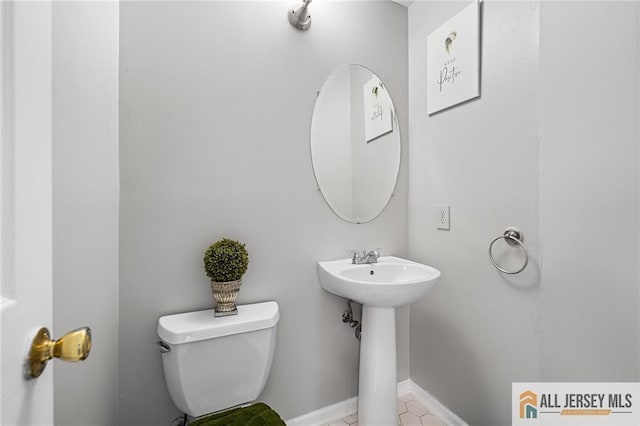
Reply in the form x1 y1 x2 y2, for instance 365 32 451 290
318 256 441 307
318 255 440 426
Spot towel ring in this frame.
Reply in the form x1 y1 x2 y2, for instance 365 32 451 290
488 227 529 274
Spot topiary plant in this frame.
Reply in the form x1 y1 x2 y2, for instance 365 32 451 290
204 238 249 282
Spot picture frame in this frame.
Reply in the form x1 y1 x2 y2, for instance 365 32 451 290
427 0 480 115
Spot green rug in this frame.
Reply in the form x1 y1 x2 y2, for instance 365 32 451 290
189 403 285 426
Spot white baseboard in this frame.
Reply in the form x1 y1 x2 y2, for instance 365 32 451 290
285 394 357 426
285 378 466 426
397 378 411 396
408 379 469 426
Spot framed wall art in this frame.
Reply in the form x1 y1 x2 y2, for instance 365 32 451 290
427 0 480 115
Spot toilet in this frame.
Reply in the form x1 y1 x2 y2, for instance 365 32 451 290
157 301 279 418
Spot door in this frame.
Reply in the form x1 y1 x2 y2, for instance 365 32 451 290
1 1 54 424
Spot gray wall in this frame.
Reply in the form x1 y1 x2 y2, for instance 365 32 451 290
52 2 119 425
118 2 408 424
408 2 541 425
539 1 639 381
408 1 639 425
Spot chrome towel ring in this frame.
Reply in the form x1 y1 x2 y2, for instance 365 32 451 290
488 227 529 274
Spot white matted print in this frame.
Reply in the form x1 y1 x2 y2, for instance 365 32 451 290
363 77 393 142
427 0 480 115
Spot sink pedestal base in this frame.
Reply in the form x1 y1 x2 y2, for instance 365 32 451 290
358 306 396 426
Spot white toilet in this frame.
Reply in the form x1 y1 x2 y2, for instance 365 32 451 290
157 301 279 418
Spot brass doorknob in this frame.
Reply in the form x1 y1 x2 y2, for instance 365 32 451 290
27 327 92 379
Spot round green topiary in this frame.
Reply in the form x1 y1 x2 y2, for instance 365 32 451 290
204 238 249 282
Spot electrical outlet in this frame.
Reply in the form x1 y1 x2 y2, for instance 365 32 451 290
437 204 450 230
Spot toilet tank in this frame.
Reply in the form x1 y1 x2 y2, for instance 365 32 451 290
157 301 279 418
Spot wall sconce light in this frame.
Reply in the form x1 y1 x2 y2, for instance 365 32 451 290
288 0 312 31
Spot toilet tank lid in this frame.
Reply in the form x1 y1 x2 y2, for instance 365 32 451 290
157 301 279 344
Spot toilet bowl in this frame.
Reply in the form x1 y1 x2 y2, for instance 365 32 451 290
157 301 279 418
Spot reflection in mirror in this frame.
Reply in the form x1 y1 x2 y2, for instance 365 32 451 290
310 64 401 224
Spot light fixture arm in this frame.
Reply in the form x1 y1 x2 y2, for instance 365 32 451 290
288 0 312 31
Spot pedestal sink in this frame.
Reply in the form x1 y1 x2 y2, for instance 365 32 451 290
318 256 441 426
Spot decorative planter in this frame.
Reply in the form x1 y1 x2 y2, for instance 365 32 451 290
211 279 241 317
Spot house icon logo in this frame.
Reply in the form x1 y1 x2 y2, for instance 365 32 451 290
520 390 538 419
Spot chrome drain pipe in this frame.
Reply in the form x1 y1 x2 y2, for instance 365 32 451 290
342 300 362 341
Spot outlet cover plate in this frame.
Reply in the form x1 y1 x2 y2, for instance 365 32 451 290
437 204 450 230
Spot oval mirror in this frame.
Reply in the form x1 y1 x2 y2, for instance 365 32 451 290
310 64 401 224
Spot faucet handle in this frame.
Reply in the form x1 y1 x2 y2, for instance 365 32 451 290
367 248 382 262
347 249 360 263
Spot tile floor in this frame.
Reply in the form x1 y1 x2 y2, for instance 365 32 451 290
325 393 447 426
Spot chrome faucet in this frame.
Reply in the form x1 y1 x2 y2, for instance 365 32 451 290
349 249 381 264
